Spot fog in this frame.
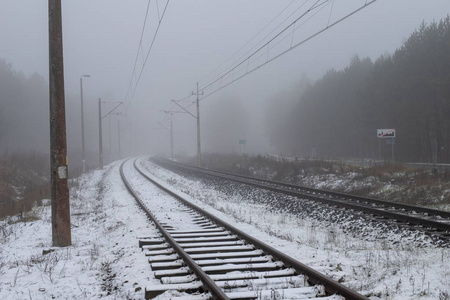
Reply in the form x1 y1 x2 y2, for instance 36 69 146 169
1 1 449 169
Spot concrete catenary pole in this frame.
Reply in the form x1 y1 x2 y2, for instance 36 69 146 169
170 115 174 160
108 116 112 161
161 110 178 160
80 74 90 173
118 118 121 159
195 82 203 166
48 0 71 247
98 98 103 169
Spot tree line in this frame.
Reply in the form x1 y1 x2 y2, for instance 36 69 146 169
0 59 49 154
0 58 102 175
267 16 450 163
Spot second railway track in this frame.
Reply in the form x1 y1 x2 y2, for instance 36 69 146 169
155 158 450 241
120 158 369 300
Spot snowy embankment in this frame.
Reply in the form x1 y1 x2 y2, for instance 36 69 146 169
141 159 450 299
0 161 154 299
0 158 449 299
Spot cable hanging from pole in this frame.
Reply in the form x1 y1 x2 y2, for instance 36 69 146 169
198 0 301 85
124 0 152 107
162 1 376 134
123 0 170 115
199 0 329 93
170 0 311 107
198 0 377 101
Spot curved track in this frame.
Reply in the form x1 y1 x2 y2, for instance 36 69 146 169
156 158 450 240
120 158 369 300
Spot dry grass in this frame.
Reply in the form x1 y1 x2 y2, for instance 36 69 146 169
0 153 50 219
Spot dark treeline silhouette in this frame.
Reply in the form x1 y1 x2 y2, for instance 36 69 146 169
267 16 450 163
0 58 104 176
0 59 49 153
0 61 52 217
0 153 50 218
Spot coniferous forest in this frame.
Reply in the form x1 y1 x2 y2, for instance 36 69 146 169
267 16 450 163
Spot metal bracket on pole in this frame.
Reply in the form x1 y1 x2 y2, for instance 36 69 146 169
101 102 123 119
171 99 197 119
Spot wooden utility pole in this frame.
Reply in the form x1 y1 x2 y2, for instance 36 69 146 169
48 0 71 247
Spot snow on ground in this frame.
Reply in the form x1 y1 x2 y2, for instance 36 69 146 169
0 157 449 300
139 158 450 300
0 161 156 299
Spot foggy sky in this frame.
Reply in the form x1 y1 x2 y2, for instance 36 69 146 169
1 1 449 161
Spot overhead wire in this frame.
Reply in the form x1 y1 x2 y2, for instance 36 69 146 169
199 0 378 100
162 1 376 128
124 0 152 107
245 0 332 69
198 0 299 84
200 0 315 88
171 0 307 106
327 0 335 27
168 0 322 115
172 93 194 103
199 0 329 93
124 0 171 115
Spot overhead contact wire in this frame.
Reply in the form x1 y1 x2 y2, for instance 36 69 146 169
125 0 171 115
201 0 378 100
199 0 328 93
124 0 152 106
198 0 299 84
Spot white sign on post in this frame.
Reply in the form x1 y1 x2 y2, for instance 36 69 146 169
377 129 395 138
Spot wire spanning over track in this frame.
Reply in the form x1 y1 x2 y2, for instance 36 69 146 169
157 159 450 241
120 158 369 299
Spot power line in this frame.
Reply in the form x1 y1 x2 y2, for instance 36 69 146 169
200 0 378 100
171 1 309 105
199 0 330 93
245 0 332 68
163 0 329 127
162 1 376 137
198 0 300 84
200 0 318 87
327 0 336 27
124 0 171 115
169 0 321 110
124 0 152 107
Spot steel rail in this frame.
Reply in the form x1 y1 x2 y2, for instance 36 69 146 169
161 159 450 234
134 159 369 300
170 160 450 219
120 159 230 300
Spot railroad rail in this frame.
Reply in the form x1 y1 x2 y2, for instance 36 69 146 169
120 158 369 299
155 158 450 240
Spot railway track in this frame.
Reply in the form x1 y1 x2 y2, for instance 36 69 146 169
154 158 450 241
120 158 369 300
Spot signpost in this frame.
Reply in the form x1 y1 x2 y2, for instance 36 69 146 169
377 129 395 160
239 140 246 154
377 129 396 138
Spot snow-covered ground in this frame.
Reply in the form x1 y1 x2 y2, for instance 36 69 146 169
0 160 155 299
0 158 449 299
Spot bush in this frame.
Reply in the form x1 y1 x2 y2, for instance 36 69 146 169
0 153 50 219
